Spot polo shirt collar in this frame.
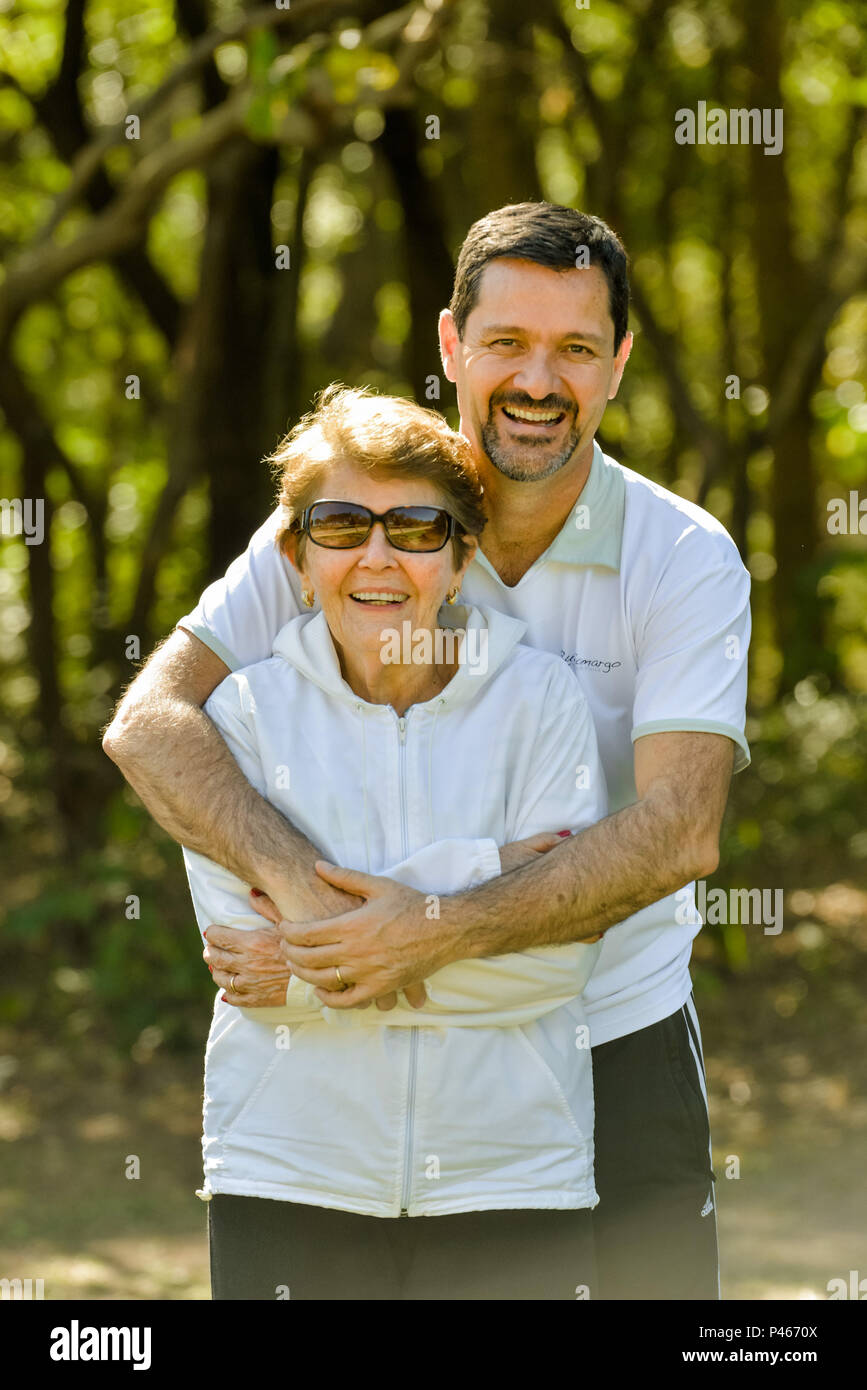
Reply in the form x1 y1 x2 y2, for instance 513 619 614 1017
474 439 625 580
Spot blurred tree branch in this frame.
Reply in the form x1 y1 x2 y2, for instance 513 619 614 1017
768 236 867 441
23 0 183 346
34 0 415 244
0 91 247 348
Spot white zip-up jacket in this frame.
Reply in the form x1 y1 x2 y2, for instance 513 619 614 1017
184 603 608 1216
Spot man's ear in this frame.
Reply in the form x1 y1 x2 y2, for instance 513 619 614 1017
608 329 633 400
438 308 459 384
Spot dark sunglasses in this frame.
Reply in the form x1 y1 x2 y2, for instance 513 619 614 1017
297 500 462 553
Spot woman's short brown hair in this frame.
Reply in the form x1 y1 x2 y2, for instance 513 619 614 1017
269 383 487 569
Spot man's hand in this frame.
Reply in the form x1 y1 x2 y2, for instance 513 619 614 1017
275 861 449 1011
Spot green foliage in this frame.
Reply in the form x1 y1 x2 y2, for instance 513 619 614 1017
2 799 213 1054
724 683 867 879
1 0 865 1052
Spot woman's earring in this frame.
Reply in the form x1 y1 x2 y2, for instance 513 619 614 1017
446 588 458 605
302 589 315 608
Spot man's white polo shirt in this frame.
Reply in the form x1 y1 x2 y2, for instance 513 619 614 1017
177 440 751 1046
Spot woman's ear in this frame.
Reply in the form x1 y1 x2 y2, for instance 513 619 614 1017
454 535 479 586
281 530 301 573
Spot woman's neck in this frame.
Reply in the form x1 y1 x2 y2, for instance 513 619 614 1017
337 630 460 716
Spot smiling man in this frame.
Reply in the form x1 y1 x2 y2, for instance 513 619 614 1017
104 203 751 1301
460 268 615 482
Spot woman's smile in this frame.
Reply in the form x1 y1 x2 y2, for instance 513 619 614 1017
347 589 410 608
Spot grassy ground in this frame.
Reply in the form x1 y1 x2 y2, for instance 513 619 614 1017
1 880 865 1301
696 881 867 1299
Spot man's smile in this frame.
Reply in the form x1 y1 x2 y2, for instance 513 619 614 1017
479 394 583 480
501 403 567 429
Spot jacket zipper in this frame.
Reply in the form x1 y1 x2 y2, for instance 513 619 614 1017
397 711 417 1216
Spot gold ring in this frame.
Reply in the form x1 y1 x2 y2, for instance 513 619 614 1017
230 974 238 993
335 965 347 990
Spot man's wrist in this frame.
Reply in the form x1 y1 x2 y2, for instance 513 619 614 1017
437 891 487 965
436 861 581 959
257 860 366 924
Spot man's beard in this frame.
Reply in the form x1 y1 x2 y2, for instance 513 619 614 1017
480 405 583 482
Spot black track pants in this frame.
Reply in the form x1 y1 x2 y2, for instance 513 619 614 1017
209 1198 596 1300
590 994 720 1300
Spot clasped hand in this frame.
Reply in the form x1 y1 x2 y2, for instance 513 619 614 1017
204 861 434 1011
203 832 587 1011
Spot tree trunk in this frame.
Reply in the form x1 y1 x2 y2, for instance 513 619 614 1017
189 136 283 579
743 0 824 686
455 0 544 223
378 108 455 403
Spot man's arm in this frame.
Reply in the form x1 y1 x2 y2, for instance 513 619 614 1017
102 628 359 921
442 730 734 958
275 731 735 1008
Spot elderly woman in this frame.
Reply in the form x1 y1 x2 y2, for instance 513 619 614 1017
182 385 608 1300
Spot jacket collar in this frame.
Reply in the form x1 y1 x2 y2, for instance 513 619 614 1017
271 602 528 712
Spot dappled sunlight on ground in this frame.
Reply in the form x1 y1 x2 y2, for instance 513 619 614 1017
1 879 864 1300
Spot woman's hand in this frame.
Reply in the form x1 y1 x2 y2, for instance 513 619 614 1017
203 904 293 1008
204 890 378 1009
498 830 572 874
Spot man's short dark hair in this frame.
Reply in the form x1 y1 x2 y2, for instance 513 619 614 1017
449 202 629 353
